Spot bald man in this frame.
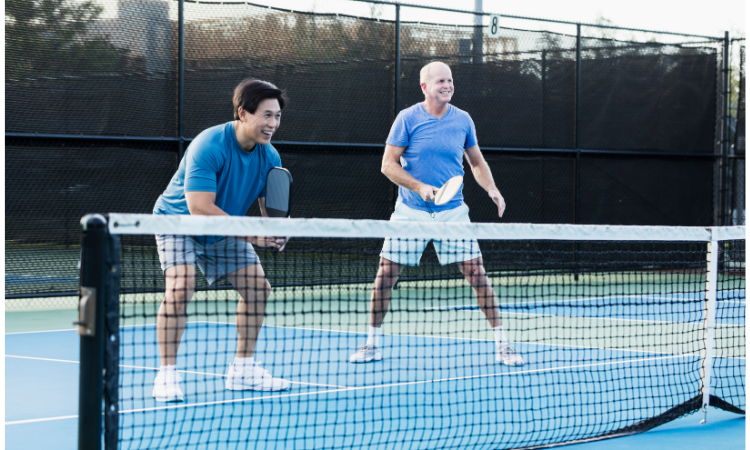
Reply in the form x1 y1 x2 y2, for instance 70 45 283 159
350 61 524 366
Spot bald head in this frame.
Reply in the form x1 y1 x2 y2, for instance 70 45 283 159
419 61 454 109
420 61 451 84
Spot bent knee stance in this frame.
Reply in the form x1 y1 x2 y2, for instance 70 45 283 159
462 264 488 287
374 265 401 292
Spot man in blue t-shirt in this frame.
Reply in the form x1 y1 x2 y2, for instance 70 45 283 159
350 62 524 366
151 79 291 402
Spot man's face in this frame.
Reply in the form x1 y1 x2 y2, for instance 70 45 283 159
238 98 282 145
421 65 454 104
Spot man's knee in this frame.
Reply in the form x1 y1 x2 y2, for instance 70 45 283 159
461 260 488 285
239 279 271 303
375 259 402 290
164 265 195 311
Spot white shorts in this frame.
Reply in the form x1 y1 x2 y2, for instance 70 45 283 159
380 202 482 266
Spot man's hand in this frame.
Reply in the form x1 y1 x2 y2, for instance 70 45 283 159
488 189 506 218
249 236 288 250
417 184 439 202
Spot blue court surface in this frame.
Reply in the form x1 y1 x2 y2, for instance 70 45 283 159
5 293 745 450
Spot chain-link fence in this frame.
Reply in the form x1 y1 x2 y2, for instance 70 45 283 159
5 0 742 299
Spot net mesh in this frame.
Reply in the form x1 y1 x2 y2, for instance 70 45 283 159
96 215 745 450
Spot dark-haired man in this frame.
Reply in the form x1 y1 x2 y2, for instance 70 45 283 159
152 78 290 402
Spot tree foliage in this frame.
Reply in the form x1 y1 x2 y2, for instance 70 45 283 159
6 0 122 79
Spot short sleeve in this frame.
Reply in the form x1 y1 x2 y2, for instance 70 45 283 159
184 140 223 192
386 111 410 147
464 114 478 149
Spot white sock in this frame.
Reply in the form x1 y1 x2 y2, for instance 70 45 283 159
160 364 177 372
365 327 381 347
234 357 254 371
493 326 508 349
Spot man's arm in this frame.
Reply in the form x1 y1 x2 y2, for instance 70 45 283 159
258 197 268 217
257 197 289 249
185 191 283 249
185 191 228 216
382 144 438 202
464 145 506 218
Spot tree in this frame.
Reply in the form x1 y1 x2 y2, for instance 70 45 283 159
6 0 122 79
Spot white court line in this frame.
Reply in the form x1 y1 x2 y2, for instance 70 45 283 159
5 355 78 364
7 321 746 358
2 352 695 425
7 346 745 425
6 415 78 425
114 354 696 415
30 320 740 357
5 328 77 335
4 355 348 389
422 308 747 328
423 291 746 309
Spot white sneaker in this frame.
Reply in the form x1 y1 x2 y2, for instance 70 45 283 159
152 369 184 402
350 345 382 363
225 362 290 391
496 345 525 366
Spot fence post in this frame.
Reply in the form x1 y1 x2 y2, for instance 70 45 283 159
392 4 401 208
574 24 582 280
721 32 731 225
178 0 186 161
394 4 401 118
473 0 483 64
575 24 582 224
541 50 546 146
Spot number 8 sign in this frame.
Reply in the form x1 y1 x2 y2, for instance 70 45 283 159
487 15 501 37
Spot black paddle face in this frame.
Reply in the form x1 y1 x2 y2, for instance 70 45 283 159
265 167 292 218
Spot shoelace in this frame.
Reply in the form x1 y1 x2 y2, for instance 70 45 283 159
158 371 182 383
245 362 271 379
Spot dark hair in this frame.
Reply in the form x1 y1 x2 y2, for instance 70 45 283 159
233 78 287 119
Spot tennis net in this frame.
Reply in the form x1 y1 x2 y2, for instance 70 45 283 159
77 213 745 450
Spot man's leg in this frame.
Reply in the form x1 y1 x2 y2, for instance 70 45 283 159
457 257 499 328
226 263 271 358
370 258 404 328
157 264 196 366
458 257 524 366
154 263 195 402
224 263 289 391
351 258 403 363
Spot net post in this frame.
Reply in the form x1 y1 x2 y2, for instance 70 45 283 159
77 214 108 450
700 237 720 424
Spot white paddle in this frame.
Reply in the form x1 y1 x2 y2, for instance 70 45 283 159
434 175 463 206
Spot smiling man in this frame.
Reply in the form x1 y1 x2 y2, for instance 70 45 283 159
151 79 290 402
350 61 525 367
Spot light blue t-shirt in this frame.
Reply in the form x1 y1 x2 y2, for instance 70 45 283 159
153 122 282 218
386 103 478 212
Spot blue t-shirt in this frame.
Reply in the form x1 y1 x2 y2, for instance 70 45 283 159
386 103 478 212
153 122 282 218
